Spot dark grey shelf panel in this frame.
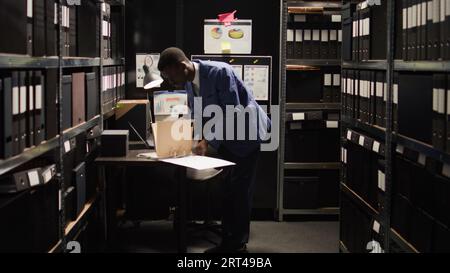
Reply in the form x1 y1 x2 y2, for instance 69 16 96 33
394 60 450 72
0 55 59 68
0 137 60 176
341 116 386 140
63 116 101 141
103 0 125 6
341 183 379 216
281 208 339 215
390 228 419 253
287 59 341 67
394 134 450 165
103 109 116 120
62 57 101 68
284 162 341 170
103 58 125 66
286 103 341 111
342 60 388 70
287 0 342 9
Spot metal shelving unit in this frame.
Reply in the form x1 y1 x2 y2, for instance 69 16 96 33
0 0 126 253
286 102 341 111
0 55 59 69
339 0 450 253
342 60 388 70
277 0 343 220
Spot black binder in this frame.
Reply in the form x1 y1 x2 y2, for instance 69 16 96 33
45 69 58 139
323 74 333 103
77 0 99 57
86 72 99 120
320 29 329 59
294 29 303 59
69 6 77 56
427 0 434 59
45 0 57 56
393 72 399 132
360 7 369 61
303 29 312 59
418 0 427 60
375 72 384 127
62 75 72 131
329 29 338 59
34 71 45 145
403 0 409 60
286 28 295 59
0 167 43 193
432 0 441 60
446 0 450 60
439 0 447 59
432 74 447 150
11 72 20 156
371 0 387 60
348 70 355 118
0 0 28 55
352 11 359 61
25 71 35 148
33 0 46 56
1 77 13 159
447 75 450 153
311 29 321 59
26 0 33 55
369 71 376 124
19 72 27 152
332 73 341 103
73 162 86 216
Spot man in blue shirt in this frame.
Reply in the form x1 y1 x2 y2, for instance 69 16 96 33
158 47 270 253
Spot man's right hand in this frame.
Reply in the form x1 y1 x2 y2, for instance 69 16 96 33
193 140 208 156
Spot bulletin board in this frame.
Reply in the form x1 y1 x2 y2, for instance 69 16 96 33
191 55 272 103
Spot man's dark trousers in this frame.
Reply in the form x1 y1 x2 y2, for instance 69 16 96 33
218 145 260 248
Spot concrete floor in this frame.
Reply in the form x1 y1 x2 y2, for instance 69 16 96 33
115 220 340 253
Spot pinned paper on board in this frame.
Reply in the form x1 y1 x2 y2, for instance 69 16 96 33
204 19 252 54
218 10 237 26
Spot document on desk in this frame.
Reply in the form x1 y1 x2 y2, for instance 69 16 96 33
161 155 235 170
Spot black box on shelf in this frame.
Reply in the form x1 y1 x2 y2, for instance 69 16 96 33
101 130 129 157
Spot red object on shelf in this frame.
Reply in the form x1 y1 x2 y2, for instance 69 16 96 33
218 10 237 26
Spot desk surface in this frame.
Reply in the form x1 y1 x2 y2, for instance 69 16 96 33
95 149 162 165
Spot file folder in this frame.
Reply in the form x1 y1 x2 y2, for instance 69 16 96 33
72 73 86 126
311 29 320 59
287 28 295 59
0 0 28 55
25 71 35 148
62 75 72 131
439 0 447 59
11 72 20 156
86 72 99 120
375 72 384 127
77 0 100 57
1 77 13 159
33 0 46 56
447 74 450 153
19 72 27 152
403 0 409 60
332 73 341 103
34 71 45 145
69 5 77 56
323 74 333 103
73 162 86 216
303 29 312 59
294 29 303 59
393 72 399 132
432 0 441 60
26 0 33 55
427 0 434 59
432 74 447 150
320 29 329 59
45 0 57 56
45 69 58 139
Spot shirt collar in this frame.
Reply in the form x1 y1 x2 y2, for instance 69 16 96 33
192 61 200 88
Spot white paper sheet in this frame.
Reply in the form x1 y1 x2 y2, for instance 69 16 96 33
244 65 269 101
231 65 243 81
162 155 235 171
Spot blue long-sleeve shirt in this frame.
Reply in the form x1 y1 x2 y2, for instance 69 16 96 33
185 60 271 157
